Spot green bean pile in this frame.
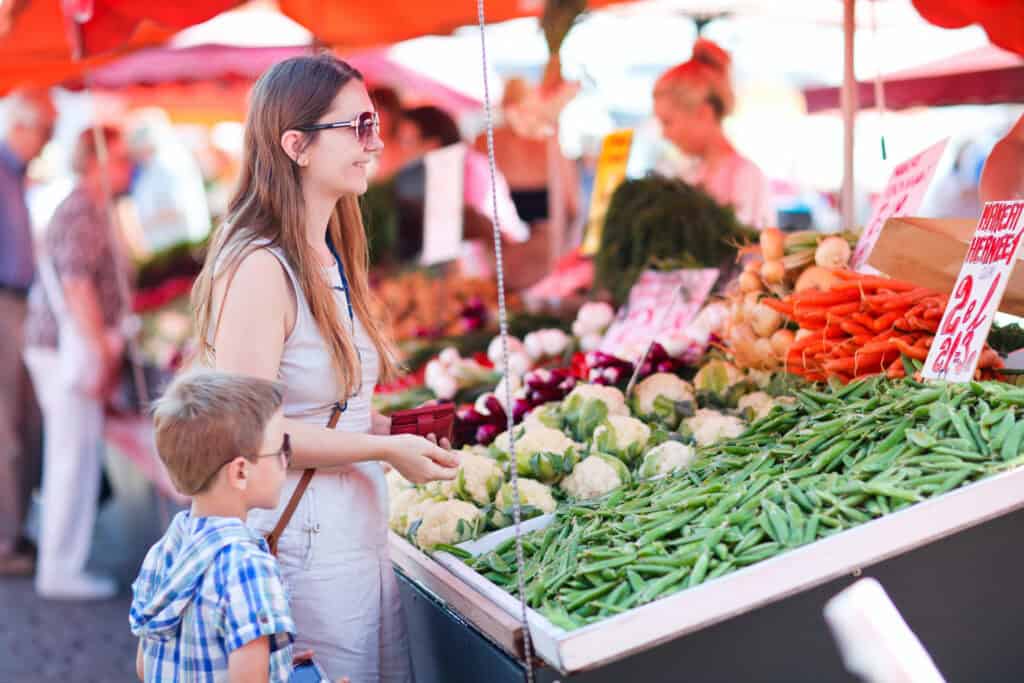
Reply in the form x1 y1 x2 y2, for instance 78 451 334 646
467 377 1024 630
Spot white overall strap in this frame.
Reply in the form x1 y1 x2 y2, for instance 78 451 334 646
35 249 70 322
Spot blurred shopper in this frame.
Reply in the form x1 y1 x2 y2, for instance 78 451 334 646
0 88 55 576
368 86 406 180
473 78 579 231
980 113 1024 203
653 39 775 229
23 126 135 600
398 105 529 278
127 109 211 252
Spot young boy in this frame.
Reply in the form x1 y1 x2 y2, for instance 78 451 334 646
130 370 296 683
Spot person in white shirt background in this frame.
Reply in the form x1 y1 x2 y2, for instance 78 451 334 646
127 109 212 252
652 38 776 230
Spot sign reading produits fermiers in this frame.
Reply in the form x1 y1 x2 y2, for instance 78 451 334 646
923 201 1024 382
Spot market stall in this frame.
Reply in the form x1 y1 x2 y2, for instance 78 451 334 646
8 1 1024 680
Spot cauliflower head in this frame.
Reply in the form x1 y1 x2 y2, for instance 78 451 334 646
639 441 698 479
563 383 629 442
633 373 694 417
386 468 414 503
693 360 743 396
412 499 482 550
592 415 651 465
559 453 631 501
453 452 504 506
493 423 580 484
523 402 565 431
565 384 629 416
738 391 777 421
389 488 425 534
421 478 457 500
684 409 747 446
491 478 557 528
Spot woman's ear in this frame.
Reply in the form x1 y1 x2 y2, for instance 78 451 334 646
280 130 307 166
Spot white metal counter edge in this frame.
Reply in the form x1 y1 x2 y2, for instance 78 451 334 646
434 465 1024 673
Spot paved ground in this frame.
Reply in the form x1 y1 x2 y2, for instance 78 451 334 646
0 577 138 683
0 446 177 682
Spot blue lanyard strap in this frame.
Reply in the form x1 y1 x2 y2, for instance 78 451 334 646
325 232 358 410
325 232 355 324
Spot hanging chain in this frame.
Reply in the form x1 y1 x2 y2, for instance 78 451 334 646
475 1 536 680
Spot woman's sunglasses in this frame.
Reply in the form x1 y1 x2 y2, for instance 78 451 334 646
296 111 380 147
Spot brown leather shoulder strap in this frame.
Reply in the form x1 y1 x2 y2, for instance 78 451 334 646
265 403 343 556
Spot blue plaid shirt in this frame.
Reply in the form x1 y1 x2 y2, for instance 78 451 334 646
130 512 295 683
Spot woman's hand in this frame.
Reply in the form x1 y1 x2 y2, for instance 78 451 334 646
371 410 392 436
385 434 460 484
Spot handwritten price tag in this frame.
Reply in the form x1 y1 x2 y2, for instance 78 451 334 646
852 138 948 272
600 268 719 358
923 201 1024 382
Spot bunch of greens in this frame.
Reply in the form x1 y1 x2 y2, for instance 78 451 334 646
594 176 755 305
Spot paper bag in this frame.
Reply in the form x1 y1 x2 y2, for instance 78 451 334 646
867 216 1024 316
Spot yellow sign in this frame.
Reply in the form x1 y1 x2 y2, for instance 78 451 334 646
581 129 634 256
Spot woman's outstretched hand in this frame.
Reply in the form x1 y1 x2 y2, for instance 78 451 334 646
385 434 460 484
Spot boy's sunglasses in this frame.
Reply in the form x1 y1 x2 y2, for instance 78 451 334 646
255 433 292 467
295 111 380 147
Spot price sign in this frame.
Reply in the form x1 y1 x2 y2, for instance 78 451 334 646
600 268 719 359
581 129 634 256
923 201 1024 382
852 138 948 271
420 143 466 266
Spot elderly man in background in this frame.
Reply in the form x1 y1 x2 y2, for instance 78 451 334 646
0 88 56 576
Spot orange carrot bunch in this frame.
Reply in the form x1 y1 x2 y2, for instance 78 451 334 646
763 270 1005 383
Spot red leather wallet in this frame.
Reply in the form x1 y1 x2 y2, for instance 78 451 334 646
389 403 455 442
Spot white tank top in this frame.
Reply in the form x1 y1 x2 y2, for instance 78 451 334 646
212 241 387 550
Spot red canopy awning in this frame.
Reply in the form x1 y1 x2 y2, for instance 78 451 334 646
0 0 627 94
912 0 1024 57
804 44 1024 112
86 44 483 119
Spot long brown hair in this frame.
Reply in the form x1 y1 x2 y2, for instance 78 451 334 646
192 54 398 397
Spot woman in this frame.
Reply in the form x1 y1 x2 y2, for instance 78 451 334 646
653 39 775 229
980 113 1024 203
23 126 135 600
191 55 458 681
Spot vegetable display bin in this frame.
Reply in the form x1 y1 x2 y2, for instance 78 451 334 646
392 464 1024 681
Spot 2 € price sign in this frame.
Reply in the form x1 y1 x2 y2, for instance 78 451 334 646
923 201 1024 382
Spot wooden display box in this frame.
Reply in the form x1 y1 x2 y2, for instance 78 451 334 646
867 216 1024 315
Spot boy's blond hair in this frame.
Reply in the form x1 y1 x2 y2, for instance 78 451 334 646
152 370 285 495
